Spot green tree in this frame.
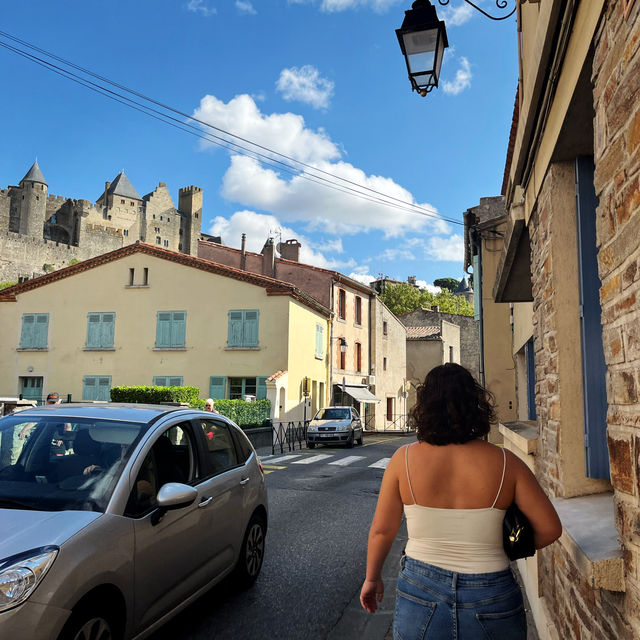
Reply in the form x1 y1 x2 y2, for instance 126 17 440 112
433 277 460 293
0 281 17 290
379 283 474 317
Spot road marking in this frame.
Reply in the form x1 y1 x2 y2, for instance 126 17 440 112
264 454 303 464
362 436 409 448
292 454 334 464
262 465 286 470
369 458 391 469
329 456 366 466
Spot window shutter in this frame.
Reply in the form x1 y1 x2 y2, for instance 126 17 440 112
102 313 115 348
209 376 226 399
257 376 268 399
83 376 97 401
244 310 259 347
171 312 186 347
156 312 172 347
86 313 101 348
228 311 243 347
35 314 48 348
154 376 168 387
97 377 111 401
169 376 183 386
316 323 323 358
21 314 35 348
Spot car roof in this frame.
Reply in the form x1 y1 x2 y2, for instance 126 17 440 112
4 403 192 424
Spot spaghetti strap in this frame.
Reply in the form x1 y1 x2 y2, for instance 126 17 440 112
491 448 507 509
405 444 417 505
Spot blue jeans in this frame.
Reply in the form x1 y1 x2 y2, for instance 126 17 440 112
394 556 526 640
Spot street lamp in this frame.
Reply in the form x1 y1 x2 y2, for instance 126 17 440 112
396 0 448 97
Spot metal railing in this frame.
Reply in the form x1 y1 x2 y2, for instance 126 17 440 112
382 414 413 432
271 420 309 454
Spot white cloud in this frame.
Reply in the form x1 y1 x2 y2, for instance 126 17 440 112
440 4 474 26
423 234 464 262
377 248 415 261
192 93 450 239
276 65 334 110
415 281 442 294
288 0 401 12
235 1 256 14
348 272 377 286
208 210 356 270
187 0 217 16
442 57 472 96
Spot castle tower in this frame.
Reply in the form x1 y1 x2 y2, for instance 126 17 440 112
18 160 48 238
178 185 203 256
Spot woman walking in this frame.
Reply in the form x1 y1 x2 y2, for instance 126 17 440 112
360 363 561 639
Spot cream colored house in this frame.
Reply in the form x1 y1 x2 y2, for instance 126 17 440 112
0 243 330 422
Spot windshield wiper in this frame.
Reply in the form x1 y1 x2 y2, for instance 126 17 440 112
0 499 38 510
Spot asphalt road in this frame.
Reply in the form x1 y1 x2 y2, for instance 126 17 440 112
149 434 412 640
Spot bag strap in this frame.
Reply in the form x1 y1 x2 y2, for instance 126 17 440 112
491 447 507 509
405 444 417 505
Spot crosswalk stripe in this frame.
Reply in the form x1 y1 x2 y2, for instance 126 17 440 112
329 456 366 466
264 454 303 464
369 458 391 469
262 465 285 470
292 454 334 465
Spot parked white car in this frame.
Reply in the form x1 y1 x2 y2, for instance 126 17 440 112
306 406 363 448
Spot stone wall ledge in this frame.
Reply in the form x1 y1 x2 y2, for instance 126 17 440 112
499 420 539 455
551 493 625 592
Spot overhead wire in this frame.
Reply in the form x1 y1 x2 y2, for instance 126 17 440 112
0 30 465 227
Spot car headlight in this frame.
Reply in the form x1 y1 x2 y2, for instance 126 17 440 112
340 423 351 431
307 425 317 432
0 547 58 612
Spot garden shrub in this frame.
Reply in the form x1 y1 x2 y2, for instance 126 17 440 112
110 385 200 406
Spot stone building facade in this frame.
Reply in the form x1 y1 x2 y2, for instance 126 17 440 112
0 162 202 282
490 1 640 638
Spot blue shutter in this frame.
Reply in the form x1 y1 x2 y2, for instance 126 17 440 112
83 376 97 401
156 312 172 347
525 338 537 421
86 314 101 347
168 376 183 386
102 313 115 348
153 376 167 386
257 376 267 399
228 311 243 347
576 156 609 479
210 376 226 399
35 314 49 348
97 377 111 401
171 312 186 347
20 314 35 348
244 310 259 346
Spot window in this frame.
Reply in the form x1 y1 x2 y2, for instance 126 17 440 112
179 228 183 235
199 420 239 475
338 289 346 320
20 376 43 402
153 376 183 386
228 377 267 400
85 312 115 349
383 357 387 371
143 268 149 285
383 321 388 336
315 323 324 359
525 338 537 421
160 216 163 221
355 296 362 325
355 342 362 372
167 217 170 222
20 313 49 349
339 339 346 370
386 397 394 421
123 229 129 237
163 240 169 247
227 310 259 347
156 236 161 244
156 311 186 348
129 268 135 286
154 227 160 233
121 199 125 204
83 376 111 401
178 243 183 251
449 346 454 362
130 201 134 206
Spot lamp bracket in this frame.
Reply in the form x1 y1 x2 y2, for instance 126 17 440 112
436 0 516 21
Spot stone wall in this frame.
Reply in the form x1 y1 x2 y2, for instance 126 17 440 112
592 0 640 636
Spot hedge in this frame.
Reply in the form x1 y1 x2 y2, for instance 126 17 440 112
110 386 271 428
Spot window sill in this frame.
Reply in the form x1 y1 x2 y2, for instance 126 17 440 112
315 354 324 360
152 347 187 351
83 348 116 351
125 285 150 289
336 317 346 323
16 348 48 352
354 323 362 328
224 346 261 351
499 421 538 455
552 493 625 592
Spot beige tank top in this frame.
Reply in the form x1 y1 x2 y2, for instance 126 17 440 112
403 444 510 573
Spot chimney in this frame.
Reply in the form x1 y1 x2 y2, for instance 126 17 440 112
407 275 417 286
279 238 301 262
241 233 247 270
261 237 275 278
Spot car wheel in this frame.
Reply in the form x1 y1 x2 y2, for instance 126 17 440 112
58 606 119 640
346 433 354 449
233 513 266 589
307 442 316 449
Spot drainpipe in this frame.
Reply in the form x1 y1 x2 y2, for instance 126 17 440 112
473 228 486 388
329 282 335 404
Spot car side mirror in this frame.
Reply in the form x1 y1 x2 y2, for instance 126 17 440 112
151 483 197 525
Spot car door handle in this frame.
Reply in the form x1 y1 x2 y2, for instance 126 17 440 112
198 496 213 508
240 477 250 486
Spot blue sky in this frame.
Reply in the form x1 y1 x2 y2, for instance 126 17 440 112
0 0 517 289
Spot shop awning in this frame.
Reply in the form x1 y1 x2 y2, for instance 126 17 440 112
343 385 381 403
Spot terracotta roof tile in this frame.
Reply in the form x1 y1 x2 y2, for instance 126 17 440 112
406 326 441 340
267 370 287 382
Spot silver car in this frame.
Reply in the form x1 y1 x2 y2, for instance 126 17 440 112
306 406 363 448
0 403 268 640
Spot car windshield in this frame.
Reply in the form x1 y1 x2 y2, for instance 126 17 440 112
315 408 350 421
0 414 144 513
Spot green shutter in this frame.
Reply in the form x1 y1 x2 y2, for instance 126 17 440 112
35 314 48 348
257 376 267 400
153 376 167 386
243 310 259 347
83 376 97 401
102 313 115 348
210 376 226 399
97 377 111 401
20 314 35 348
156 312 172 347
86 313 101 347
168 376 183 386
171 312 186 347
228 311 243 347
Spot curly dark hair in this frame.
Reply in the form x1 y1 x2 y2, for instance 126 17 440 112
410 363 496 445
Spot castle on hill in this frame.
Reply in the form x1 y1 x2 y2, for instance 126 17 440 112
0 161 204 282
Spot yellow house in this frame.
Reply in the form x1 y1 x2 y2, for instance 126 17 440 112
0 243 330 421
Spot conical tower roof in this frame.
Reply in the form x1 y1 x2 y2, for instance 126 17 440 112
21 160 47 186
455 276 473 294
108 171 141 200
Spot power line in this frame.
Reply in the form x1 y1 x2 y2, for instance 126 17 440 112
0 30 465 227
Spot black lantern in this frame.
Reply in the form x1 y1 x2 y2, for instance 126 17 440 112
396 0 448 97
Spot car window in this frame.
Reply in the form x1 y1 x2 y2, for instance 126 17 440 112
199 420 239 474
352 409 360 419
230 425 254 464
124 423 197 519
316 408 350 420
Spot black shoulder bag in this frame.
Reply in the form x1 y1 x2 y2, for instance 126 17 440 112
503 503 536 561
